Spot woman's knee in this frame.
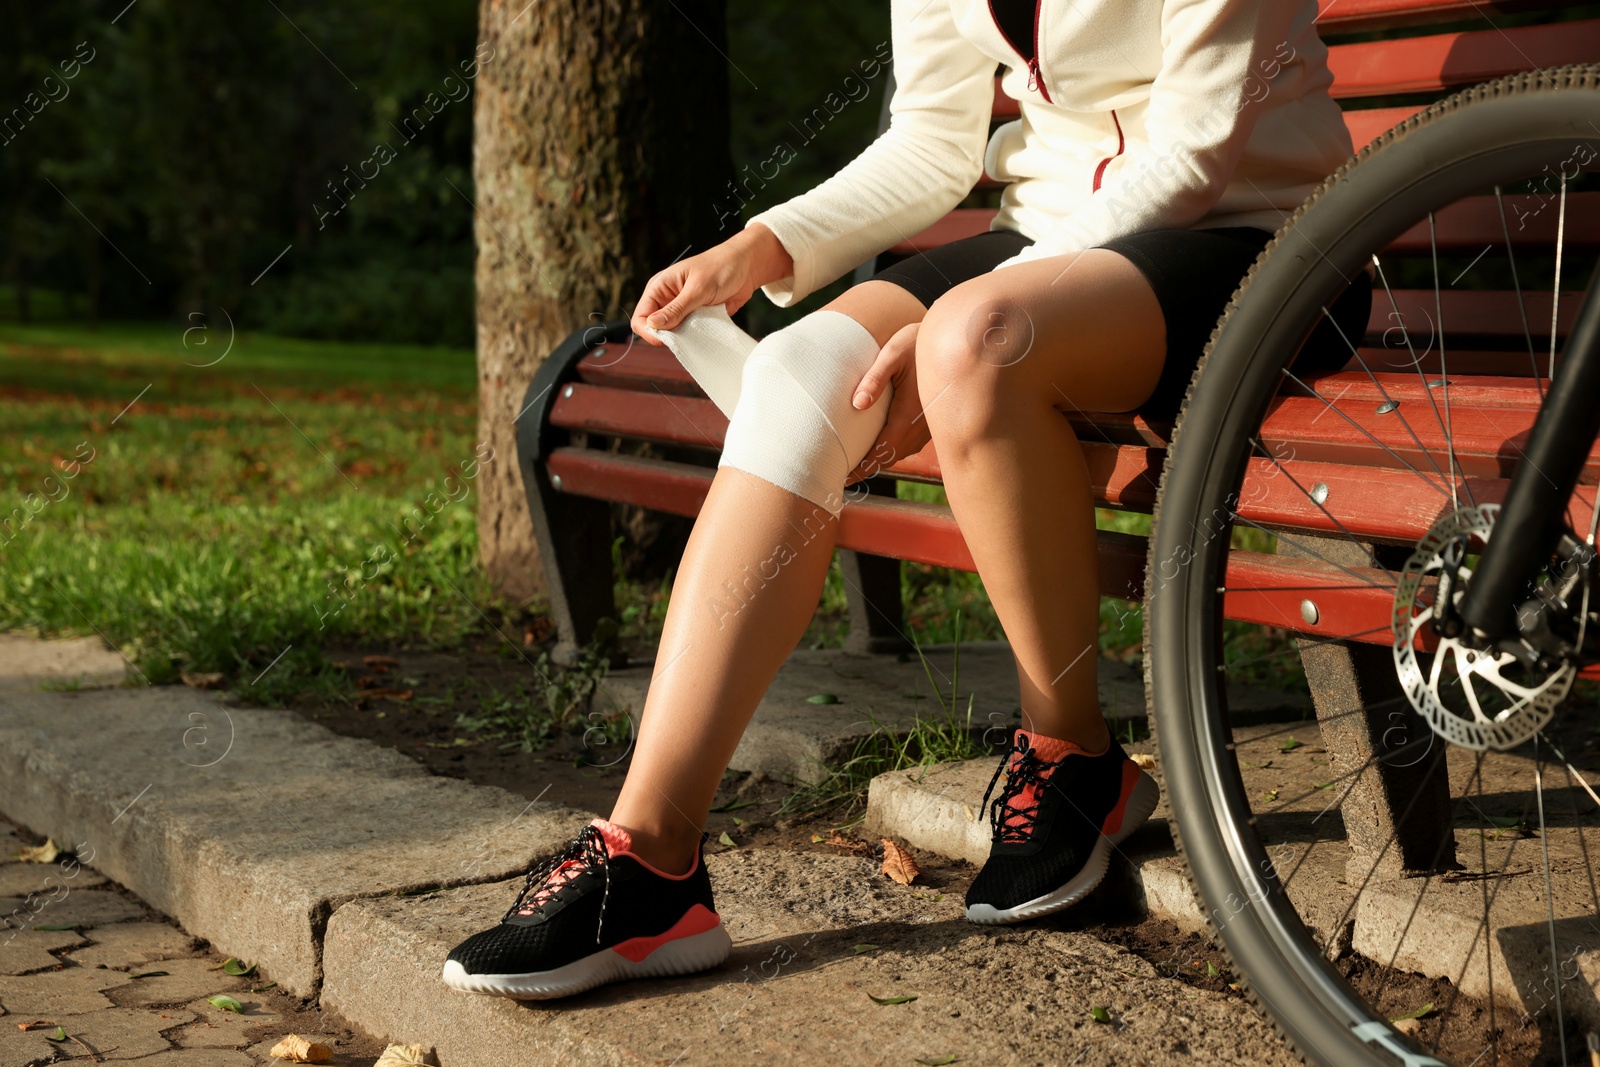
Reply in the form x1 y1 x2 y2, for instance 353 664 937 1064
915 283 1035 431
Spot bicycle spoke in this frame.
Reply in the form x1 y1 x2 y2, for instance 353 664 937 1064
1429 212 1478 513
1281 364 1452 499
1247 436 1395 575
1531 734 1569 1067
1229 514 1399 591
1493 185 1544 397
1551 174 1567 382
1300 297 1461 496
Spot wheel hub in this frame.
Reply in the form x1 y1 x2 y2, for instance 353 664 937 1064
1393 505 1576 751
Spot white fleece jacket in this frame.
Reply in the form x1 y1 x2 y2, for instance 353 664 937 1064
746 0 1354 307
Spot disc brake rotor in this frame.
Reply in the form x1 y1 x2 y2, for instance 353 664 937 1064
1393 504 1575 750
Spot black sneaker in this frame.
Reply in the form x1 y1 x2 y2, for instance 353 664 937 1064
965 729 1159 924
440 819 731 999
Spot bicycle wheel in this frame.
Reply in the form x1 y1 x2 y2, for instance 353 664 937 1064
1147 67 1600 1067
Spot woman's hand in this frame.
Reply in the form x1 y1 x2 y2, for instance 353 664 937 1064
845 321 928 486
629 224 793 345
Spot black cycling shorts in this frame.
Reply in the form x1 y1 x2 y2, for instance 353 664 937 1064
867 225 1369 417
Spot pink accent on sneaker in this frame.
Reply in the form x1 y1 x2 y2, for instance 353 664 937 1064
599 819 701 880
609 903 722 963
1100 759 1143 837
592 818 634 857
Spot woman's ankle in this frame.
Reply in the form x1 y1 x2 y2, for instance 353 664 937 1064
607 819 700 876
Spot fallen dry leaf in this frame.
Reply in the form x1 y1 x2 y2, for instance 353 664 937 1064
16 839 60 864
180 670 226 689
269 1034 334 1063
881 838 921 886
362 655 399 672
1131 753 1157 770
374 1044 435 1066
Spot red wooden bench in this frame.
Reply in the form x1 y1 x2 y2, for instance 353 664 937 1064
519 0 1599 676
517 0 1600 873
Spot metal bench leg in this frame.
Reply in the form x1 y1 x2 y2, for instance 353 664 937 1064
515 322 632 668
839 477 911 654
1281 536 1455 882
525 460 623 667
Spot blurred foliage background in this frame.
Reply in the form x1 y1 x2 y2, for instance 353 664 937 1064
1 0 892 344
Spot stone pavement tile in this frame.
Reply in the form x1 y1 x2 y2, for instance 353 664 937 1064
28 886 148 929
0 1024 66 1067
0 861 107 898
0 965 121 1015
323 850 1301 1067
0 634 125 691
0 927 88 975
62 920 198 970
46 1005 195 1061
132 1049 258 1066
172 994 281 1049
0 693 595 995
104 956 251 1009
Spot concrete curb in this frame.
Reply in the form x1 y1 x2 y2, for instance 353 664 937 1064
0 689 593 996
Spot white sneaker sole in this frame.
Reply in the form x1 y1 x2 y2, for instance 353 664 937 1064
966 769 1161 926
440 923 733 1000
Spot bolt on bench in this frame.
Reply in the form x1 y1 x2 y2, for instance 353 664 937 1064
517 0 1600 875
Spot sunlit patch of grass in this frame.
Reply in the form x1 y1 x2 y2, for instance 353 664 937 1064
0 321 494 698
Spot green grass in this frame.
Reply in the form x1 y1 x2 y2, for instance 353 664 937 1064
0 318 494 698
1 314 1306 710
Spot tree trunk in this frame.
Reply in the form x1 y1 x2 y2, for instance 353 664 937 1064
474 0 733 602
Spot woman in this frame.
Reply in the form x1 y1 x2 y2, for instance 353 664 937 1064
442 0 1358 1000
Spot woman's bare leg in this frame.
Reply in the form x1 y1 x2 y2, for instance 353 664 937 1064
610 281 925 872
915 250 1167 752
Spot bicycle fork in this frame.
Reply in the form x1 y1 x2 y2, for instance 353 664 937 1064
1447 260 1600 662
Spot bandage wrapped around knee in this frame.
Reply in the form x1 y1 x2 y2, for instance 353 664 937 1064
719 310 890 517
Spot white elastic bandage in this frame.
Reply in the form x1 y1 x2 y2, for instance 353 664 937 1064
718 310 889 517
647 304 758 419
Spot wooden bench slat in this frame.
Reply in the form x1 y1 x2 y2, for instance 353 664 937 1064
890 191 1600 261
1326 19 1600 98
1303 370 1545 408
1386 192 1600 252
1344 105 1423 148
1365 289 1580 342
1315 0 1571 32
544 446 1148 596
1259 396 1600 482
1350 347 1555 377
546 446 1494 654
576 345 701 394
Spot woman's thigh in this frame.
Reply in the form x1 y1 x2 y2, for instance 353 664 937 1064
821 279 927 347
919 248 1168 415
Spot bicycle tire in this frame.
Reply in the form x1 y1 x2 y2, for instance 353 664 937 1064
1146 65 1600 1067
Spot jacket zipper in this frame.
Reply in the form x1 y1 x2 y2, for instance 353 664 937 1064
1092 109 1124 191
988 0 1052 103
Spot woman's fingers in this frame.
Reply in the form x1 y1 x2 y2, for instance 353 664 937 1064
844 390 929 488
630 275 679 343
852 321 918 410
